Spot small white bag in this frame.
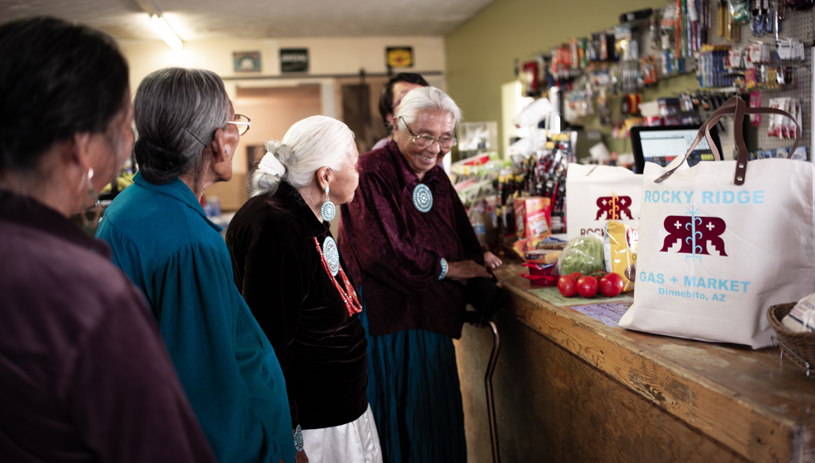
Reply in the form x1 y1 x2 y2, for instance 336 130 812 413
620 97 815 348
566 164 641 240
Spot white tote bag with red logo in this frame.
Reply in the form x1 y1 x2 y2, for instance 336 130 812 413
620 97 815 349
566 164 641 240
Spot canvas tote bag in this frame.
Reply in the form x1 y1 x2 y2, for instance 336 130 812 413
619 96 815 349
566 164 642 240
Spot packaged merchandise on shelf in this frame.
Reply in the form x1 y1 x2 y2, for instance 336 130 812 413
749 146 808 161
766 97 802 139
728 0 752 23
514 196 552 243
698 45 734 88
776 38 806 60
747 41 773 64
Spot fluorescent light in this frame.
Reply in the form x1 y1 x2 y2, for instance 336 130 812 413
150 15 183 51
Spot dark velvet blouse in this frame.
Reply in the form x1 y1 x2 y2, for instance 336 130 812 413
338 141 484 339
226 182 368 430
0 190 216 463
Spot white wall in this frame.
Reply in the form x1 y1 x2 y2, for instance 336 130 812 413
118 36 447 100
118 35 447 212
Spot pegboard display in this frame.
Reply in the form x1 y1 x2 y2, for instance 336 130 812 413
706 2 813 157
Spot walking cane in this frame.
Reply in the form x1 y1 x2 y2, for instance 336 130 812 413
464 277 507 463
485 321 501 463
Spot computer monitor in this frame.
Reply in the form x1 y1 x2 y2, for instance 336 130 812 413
631 125 722 174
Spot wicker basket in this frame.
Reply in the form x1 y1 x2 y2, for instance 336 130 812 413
767 303 815 375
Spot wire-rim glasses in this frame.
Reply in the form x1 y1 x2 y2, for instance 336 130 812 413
399 116 457 150
227 114 251 136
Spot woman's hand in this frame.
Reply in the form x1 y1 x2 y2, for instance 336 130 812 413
483 251 502 270
445 260 493 281
295 449 309 463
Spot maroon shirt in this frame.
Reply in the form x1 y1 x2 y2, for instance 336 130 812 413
338 141 483 338
0 190 216 463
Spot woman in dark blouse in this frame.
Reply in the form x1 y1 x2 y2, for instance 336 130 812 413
226 115 382 463
338 86 502 463
0 17 215 463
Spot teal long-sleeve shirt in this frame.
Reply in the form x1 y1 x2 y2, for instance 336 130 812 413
97 173 295 463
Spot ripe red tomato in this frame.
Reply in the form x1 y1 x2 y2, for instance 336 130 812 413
557 275 577 297
576 276 599 298
569 271 583 280
600 272 625 297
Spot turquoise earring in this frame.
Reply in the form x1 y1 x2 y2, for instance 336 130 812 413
321 185 336 221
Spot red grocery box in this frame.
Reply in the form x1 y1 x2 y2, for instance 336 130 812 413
514 197 551 241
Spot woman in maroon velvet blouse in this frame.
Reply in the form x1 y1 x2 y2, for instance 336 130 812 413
338 86 502 463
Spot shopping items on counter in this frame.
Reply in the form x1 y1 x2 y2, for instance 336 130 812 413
557 235 606 277
781 293 815 333
604 221 638 292
520 262 559 287
620 96 815 349
767 302 815 375
566 164 641 240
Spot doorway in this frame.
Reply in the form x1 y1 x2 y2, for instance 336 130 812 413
205 84 322 212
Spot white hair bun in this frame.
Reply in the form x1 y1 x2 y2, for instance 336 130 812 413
258 151 286 177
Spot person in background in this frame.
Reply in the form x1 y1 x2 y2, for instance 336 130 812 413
226 116 382 463
370 73 429 151
0 18 216 463
96 67 295 463
338 86 502 463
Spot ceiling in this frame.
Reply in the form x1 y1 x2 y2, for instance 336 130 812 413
1 0 496 41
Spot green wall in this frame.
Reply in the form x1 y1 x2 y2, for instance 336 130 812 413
445 0 690 155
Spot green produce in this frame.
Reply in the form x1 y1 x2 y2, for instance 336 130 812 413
558 235 606 276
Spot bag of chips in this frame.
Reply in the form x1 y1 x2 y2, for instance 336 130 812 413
603 220 638 292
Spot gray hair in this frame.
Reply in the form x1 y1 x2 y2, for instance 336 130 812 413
250 115 355 197
133 67 230 185
393 86 462 130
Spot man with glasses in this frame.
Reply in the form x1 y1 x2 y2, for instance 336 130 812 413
338 87 501 463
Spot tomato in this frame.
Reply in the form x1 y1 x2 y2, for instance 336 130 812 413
557 275 577 297
588 271 607 282
600 272 625 297
569 271 583 280
576 276 599 298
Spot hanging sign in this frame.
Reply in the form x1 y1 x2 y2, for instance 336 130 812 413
233 51 261 72
386 47 413 68
280 48 309 73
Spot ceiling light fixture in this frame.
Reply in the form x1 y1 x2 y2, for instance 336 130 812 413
150 14 183 51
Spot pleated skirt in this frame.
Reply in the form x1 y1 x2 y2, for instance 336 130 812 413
359 291 467 463
301 404 383 463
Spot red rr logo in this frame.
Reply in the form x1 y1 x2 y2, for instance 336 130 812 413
660 215 728 256
595 195 633 220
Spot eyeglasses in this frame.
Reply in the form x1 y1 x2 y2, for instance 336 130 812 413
226 114 251 136
399 117 457 150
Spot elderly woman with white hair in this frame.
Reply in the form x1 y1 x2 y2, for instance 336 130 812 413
97 67 295 463
226 115 382 463
338 87 502 463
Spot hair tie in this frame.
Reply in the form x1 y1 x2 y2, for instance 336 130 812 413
258 152 286 176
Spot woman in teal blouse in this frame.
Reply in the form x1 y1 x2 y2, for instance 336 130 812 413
97 68 295 463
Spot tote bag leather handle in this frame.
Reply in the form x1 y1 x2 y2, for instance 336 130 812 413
655 96 800 185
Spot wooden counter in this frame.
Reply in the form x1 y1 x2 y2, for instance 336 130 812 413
454 263 815 463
